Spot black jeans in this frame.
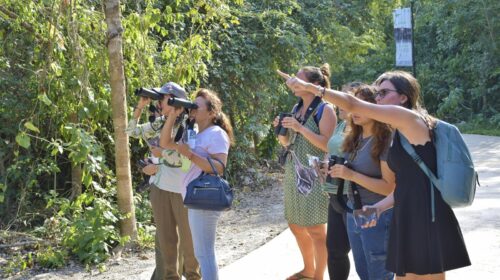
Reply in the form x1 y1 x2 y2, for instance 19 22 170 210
326 194 351 280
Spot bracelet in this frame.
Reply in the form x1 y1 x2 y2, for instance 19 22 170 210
315 86 325 97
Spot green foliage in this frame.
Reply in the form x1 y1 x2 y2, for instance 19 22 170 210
1 252 34 277
36 246 68 269
0 0 498 269
33 190 123 265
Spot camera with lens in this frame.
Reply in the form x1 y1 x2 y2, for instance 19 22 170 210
274 113 293 136
167 97 198 110
134 87 162 100
326 155 346 186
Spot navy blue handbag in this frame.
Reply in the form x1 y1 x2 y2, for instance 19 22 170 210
183 157 233 211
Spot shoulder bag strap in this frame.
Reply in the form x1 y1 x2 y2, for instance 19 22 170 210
206 157 227 178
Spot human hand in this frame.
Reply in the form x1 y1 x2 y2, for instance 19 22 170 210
151 146 163 158
137 97 151 110
330 164 355 181
273 116 280 128
142 164 158 175
281 116 302 132
277 70 314 94
359 205 382 228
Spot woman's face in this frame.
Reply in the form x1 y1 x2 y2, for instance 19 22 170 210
351 95 374 127
294 70 310 97
351 111 373 127
192 96 214 123
375 80 407 106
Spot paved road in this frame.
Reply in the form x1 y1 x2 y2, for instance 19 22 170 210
220 134 500 280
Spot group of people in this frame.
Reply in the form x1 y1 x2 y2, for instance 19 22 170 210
275 65 471 280
127 83 233 280
127 65 471 280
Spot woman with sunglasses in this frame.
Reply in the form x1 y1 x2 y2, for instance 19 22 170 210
328 84 394 280
278 70 470 280
160 88 234 280
127 82 201 280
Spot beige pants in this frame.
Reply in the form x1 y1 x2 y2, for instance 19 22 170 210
150 186 201 280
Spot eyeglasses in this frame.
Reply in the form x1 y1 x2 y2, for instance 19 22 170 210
375 88 398 99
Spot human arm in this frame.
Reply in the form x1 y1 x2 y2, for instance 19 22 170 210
277 70 430 145
360 191 395 228
177 144 227 175
142 164 158 176
330 160 395 196
273 115 291 147
159 107 184 150
280 104 336 152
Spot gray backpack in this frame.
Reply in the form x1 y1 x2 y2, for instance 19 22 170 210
400 120 479 220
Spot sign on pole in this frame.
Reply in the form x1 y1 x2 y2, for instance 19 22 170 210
393 8 413 67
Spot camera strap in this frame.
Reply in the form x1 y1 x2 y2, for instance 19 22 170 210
336 137 367 211
280 96 323 165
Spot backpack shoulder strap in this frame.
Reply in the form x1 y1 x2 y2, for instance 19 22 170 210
298 96 322 125
399 132 440 186
399 132 439 222
313 102 327 127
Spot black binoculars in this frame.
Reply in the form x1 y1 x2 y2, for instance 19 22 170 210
326 155 346 186
167 97 198 110
135 88 162 100
274 113 293 136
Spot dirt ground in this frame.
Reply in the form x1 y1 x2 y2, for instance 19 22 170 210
3 171 288 280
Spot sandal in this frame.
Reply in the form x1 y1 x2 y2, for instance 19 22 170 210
286 272 314 280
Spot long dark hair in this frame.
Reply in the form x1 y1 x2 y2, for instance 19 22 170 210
342 85 392 161
374 70 436 129
195 89 235 145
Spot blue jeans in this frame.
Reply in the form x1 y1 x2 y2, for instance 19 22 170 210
188 209 222 280
347 208 394 280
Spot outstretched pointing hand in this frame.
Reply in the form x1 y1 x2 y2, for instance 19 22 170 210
276 69 312 94
277 70 292 80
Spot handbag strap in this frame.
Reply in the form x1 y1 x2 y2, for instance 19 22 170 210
206 157 227 178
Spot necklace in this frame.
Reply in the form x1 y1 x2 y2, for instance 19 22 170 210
358 136 373 152
349 136 373 161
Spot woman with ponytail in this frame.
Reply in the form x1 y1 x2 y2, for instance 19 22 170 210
160 88 234 280
273 64 336 280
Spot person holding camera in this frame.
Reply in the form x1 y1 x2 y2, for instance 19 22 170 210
322 82 361 280
273 64 336 280
127 82 201 280
160 88 234 280
278 70 470 279
326 85 395 280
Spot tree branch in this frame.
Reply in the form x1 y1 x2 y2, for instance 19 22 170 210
0 5 44 41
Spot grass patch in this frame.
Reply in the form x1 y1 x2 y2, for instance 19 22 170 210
456 122 500 136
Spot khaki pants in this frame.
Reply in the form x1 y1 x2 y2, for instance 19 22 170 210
150 186 201 280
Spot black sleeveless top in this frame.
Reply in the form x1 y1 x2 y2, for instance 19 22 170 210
386 131 470 276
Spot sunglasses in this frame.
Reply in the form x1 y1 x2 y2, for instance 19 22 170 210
375 88 398 99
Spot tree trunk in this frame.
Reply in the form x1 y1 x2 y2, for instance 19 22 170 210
103 0 137 241
70 163 83 199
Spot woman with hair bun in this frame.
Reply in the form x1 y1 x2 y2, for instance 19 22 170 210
273 64 336 280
